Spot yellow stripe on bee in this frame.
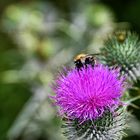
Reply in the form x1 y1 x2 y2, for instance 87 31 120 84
74 54 87 61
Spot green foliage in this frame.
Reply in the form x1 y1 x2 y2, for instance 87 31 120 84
0 83 31 140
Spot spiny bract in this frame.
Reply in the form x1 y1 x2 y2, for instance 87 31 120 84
62 107 128 140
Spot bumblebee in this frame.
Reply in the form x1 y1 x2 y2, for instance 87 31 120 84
74 53 99 69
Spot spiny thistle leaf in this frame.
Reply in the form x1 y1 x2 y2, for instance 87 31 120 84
100 31 140 83
62 107 128 140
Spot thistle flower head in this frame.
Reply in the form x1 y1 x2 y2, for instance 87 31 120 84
53 64 126 122
100 31 140 82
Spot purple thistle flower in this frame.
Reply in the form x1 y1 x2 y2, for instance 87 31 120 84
52 64 126 122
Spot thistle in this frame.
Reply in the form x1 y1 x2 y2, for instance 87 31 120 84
99 31 140 83
52 64 128 140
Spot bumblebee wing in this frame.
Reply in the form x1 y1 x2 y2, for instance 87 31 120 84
90 53 101 56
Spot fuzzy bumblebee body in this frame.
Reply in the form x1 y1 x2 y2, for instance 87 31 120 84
74 53 97 69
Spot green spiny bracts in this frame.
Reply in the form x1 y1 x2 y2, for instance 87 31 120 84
62 108 128 140
99 31 140 83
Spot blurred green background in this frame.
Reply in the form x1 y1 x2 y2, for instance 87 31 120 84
0 0 140 140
